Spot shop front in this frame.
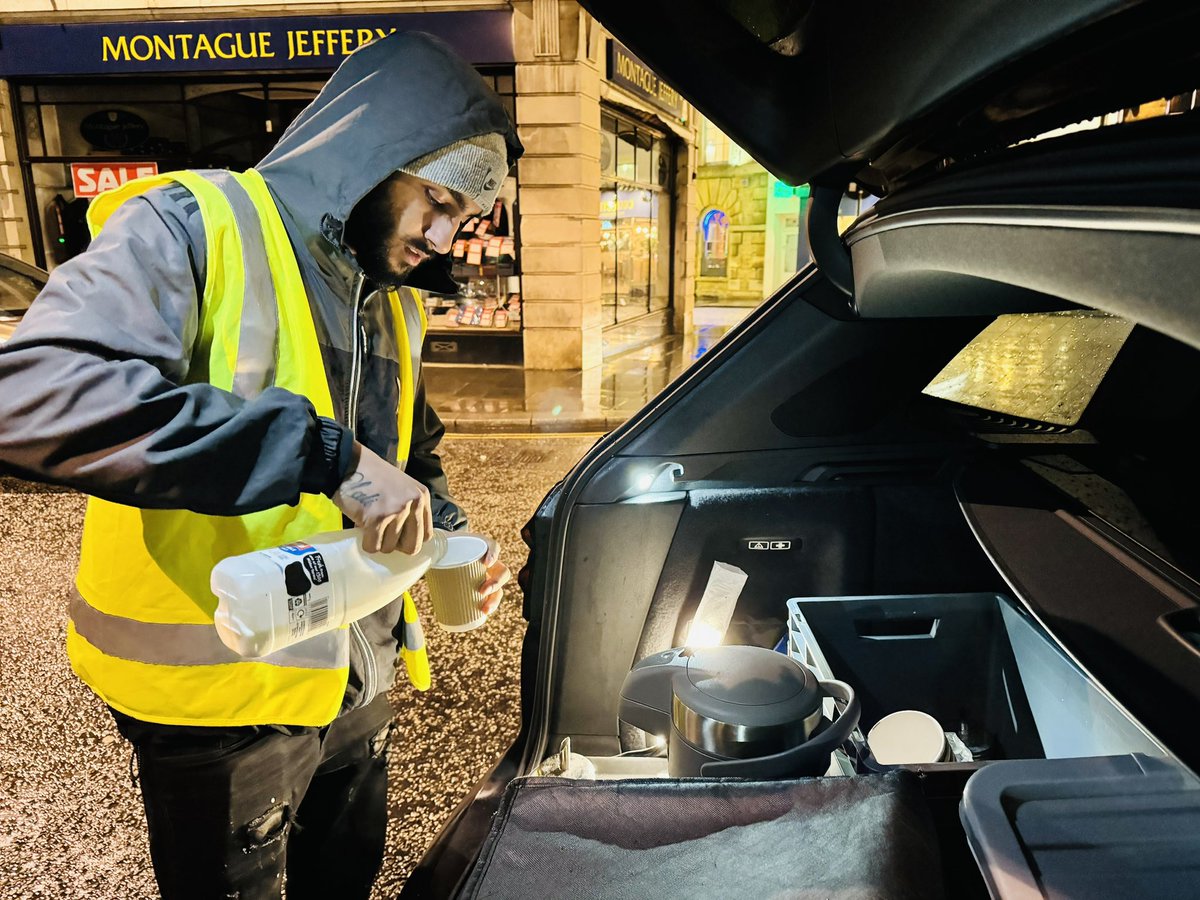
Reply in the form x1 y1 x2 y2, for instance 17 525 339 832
597 38 688 358
0 9 525 365
1 2 702 372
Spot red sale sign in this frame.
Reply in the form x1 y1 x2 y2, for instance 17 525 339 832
70 162 159 199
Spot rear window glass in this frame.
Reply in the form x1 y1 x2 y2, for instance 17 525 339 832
923 311 1135 425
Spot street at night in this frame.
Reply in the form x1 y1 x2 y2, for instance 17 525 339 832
0 433 594 898
4 1 1200 897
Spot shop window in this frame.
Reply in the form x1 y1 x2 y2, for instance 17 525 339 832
16 79 323 268
616 125 637 182
15 66 524 361
600 114 617 178
700 208 729 277
600 112 674 327
186 85 271 168
425 67 522 348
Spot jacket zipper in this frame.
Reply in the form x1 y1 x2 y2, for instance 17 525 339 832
346 271 366 432
346 271 378 705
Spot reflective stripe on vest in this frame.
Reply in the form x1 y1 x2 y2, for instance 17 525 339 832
70 168 424 726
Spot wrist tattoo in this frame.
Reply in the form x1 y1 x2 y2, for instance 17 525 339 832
340 472 382 507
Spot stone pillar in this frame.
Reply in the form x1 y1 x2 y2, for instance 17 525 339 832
513 0 603 370
673 138 698 337
0 82 34 263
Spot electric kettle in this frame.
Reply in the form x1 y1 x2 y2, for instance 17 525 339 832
618 645 859 778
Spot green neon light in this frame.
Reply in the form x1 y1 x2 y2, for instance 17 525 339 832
772 181 811 199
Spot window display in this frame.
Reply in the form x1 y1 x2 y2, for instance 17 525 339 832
17 79 322 269
599 110 672 327
423 182 521 334
13 65 521 363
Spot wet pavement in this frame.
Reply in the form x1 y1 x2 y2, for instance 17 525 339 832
426 308 744 432
0 433 595 899
429 306 1130 436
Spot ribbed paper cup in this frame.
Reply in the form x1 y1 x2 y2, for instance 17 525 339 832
425 533 490 632
867 710 949 764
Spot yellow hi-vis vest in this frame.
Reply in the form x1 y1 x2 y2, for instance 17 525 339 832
67 168 430 728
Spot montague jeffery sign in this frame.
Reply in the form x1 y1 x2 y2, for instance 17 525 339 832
0 11 513 76
606 39 683 119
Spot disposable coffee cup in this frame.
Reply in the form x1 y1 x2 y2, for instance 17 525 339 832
425 533 490 632
866 710 949 765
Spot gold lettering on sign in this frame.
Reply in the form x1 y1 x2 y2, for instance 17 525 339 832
101 35 127 61
128 34 154 62
213 33 237 60
612 45 679 113
152 34 175 60
193 33 215 60
98 24 392 65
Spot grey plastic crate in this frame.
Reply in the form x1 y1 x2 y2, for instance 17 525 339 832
787 592 1162 773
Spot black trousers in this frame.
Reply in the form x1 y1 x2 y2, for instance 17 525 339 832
111 694 395 900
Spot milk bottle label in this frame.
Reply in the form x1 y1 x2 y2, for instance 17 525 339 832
261 546 336 641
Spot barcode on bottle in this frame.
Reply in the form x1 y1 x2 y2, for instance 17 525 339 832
309 597 329 631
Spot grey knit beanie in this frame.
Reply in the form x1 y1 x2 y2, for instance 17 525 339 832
400 132 509 212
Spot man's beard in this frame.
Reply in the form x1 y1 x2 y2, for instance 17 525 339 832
343 186 426 288
350 237 412 288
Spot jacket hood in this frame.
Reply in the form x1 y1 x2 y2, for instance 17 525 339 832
256 31 522 264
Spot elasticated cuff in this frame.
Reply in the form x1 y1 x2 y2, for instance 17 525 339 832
301 416 356 498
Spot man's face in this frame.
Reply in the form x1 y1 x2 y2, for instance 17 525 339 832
343 171 483 287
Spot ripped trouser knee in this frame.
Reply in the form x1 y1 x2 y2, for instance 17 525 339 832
110 711 321 900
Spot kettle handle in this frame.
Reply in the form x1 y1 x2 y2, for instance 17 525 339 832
699 679 860 779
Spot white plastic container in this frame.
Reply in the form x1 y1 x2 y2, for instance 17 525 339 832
211 528 449 658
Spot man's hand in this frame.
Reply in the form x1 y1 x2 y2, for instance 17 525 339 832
477 537 511 616
333 442 433 554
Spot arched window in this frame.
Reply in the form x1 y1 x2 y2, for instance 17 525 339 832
700 208 729 276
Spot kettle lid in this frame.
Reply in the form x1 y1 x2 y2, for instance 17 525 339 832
675 645 822 729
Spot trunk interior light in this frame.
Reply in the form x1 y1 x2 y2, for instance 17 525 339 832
621 462 685 501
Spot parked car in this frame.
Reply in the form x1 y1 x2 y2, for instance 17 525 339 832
403 2 1200 897
0 253 46 345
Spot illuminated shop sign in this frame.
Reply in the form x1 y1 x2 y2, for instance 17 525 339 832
606 39 683 118
70 162 159 199
600 188 655 219
0 11 513 76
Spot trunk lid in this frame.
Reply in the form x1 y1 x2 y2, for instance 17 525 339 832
581 0 1199 192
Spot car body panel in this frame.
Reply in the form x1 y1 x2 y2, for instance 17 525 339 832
0 253 46 344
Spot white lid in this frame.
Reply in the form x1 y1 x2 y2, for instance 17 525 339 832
867 710 947 764
432 533 489 568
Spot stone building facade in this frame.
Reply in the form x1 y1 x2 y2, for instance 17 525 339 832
0 0 699 371
694 160 769 307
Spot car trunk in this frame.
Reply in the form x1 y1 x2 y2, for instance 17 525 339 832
405 260 1200 898
401 3 1200 896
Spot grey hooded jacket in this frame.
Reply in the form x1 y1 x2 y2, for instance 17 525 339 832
0 31 522 714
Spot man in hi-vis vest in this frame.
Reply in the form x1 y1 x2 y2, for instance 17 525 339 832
0 32 519 899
